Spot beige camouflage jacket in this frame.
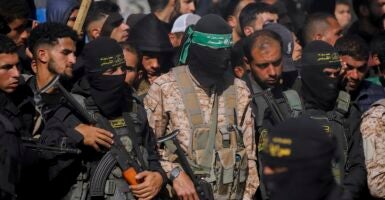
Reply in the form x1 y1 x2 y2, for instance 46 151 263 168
361 103 385 198
144 68 259 200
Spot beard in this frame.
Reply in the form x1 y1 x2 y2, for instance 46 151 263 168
48 59 73 78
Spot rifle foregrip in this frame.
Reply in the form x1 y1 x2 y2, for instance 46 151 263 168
123 167 139 185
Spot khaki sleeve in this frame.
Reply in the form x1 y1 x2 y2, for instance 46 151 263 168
144 82 181 175
361 106 385 198
242 105 259 200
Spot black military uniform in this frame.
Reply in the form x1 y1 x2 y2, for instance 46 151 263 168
39 37 167 199
300 41 367 200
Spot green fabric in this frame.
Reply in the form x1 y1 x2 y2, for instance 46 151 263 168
179 26 232 64
366 76 382 86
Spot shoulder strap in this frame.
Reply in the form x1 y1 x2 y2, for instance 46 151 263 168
172 66 204 129
282 89 303 118
223 76 236 127
335 90 351 116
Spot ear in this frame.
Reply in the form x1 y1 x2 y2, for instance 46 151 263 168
243 56 250 65
227 16 237 28
37 48 49 63
91 28 101 40
243 26 254 37
372 53 381 66
31 59 37 74
314 33 323 41
233 66 245 78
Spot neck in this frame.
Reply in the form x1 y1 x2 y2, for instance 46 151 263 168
36 63 56 92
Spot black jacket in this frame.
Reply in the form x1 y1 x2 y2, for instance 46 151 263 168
39 78 167 198
303 104 367 200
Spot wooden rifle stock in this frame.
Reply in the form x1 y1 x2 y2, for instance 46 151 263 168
73 0 92 35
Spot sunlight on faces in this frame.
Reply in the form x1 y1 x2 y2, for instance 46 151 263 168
47 37 76 78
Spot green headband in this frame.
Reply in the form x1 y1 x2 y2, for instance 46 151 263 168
178 26 232 64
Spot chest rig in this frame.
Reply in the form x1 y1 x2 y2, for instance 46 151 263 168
172 66 248 199
69 94 149 200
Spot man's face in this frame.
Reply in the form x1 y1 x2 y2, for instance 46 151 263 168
323 17 343 46
254 12 278 31
168 32 184 48
141 53 161 77
178 0 195 14
0 53 20 93
341 55 368 92
323 67 341 78
47 37 76 78
249 41 283 88
292 33 302 61
123 49 139 86
335 3 352 29
110 23 129 42
66 9 79 28
6 18 29 46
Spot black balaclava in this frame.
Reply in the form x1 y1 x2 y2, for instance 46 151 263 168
100 12 124 37
181 14 232 86
261 116 336 200
83 37 126 119
300 40 341 111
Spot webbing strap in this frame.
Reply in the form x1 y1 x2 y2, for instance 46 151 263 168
173 66 205 129
200 93 219 170
282 89 303 117
223 77 236 127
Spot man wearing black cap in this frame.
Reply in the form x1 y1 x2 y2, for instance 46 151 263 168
300 40 367 200
261 116 341 200
144 14 258 200
128 13 175 98
40 37 167 199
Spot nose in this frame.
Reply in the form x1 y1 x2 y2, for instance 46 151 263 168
69 53 76 65
120 23 129 31
267 65 277 77
150 58 160 69
349 69 359 80
189 3 196 13
10 65 20 78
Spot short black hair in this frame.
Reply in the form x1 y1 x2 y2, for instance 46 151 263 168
148 0 169 12
336 0 351 6
0 0 30 23
28 22 78 56
303 12 336 44
239 2 278 33
218 0 241 20
0 34 17 54
231 40 245 69
335 34 369 61
84 1 120 30
243 29 283 62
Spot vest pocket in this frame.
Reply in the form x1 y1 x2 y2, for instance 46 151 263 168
217 148 235 185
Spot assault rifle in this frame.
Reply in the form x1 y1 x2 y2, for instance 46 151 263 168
158 130 214 200
22 137 81 155
261 88 285 123
38 75 144 187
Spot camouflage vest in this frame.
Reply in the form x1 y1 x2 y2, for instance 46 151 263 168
170 66 248 200
63 94 149 200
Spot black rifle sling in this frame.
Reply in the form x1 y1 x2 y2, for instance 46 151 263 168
122 112 147 169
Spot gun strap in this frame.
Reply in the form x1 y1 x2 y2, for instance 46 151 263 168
122 112 147 169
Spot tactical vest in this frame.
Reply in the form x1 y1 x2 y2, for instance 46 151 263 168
170 66 248 200
64 94 150 200
0 113 22 199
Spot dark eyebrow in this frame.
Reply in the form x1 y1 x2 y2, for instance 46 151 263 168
0 63 19 70
61 49 74 55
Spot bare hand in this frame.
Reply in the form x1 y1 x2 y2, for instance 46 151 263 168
75 124 114 151
172 171 199 200
130 171 163 200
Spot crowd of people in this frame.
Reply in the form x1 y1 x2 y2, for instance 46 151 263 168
1 0 385 200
